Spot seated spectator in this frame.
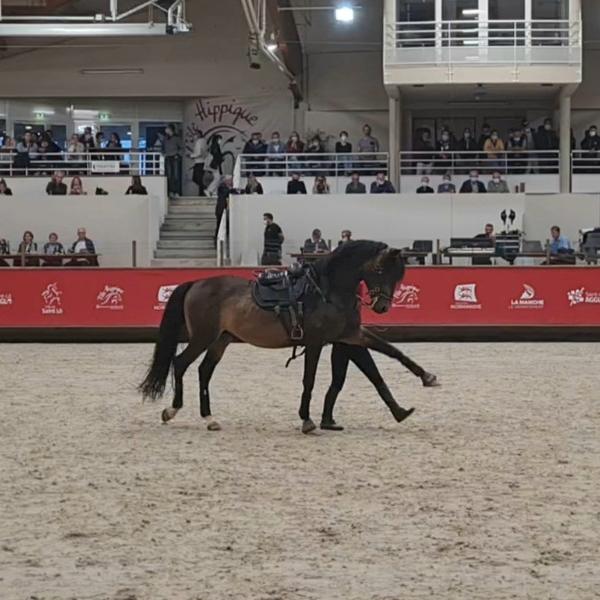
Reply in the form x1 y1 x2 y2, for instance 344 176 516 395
414 129 434 175
0 238 10 267
126 175 148 195
416 176 434 194
70 176 87 195
549 225 572 254
437 174 456 193
312 175 330 194
42 232 65 266
46 171 67 195
15 230 39 267
244 174 264 195
472 223 495 265
483 130 505 170
67 227 98 266
487 171 509 193
0 178 12 195
338 229 353 246
287 172 307 194
345 172 366 194
370 172 395 193
358 124 380 154
303 228 329 254
460 170 487 193
475 223 496 241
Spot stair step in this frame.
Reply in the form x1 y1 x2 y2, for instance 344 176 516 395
169 197 215 207
163 215 215 223
159 229 214 239
151 257 218 267
168 205 215 215
154 248 217 259
161 220 215 230
157 239 215 250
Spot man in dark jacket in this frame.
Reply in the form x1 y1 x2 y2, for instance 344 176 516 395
370 172 396 193
262 212 284 265
46 171 67 195
303 229 329 253
459 170 487 193
287 173 307 194
535 118 559 173
243 132 267 176
580 125 600 172
67 227 98 266
215 176 235 243
345 172 366 193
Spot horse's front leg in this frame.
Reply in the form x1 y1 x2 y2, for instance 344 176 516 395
299 344 323 434
359 327 440 387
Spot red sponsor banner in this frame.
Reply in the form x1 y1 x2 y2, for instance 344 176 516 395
1 267 600 328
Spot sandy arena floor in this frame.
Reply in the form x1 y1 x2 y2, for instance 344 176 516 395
1 342 599 600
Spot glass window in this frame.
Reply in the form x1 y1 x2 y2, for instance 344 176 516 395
397 0 435 21
442 0 478 21
442 0 478 46
99 125 133 150
489 0 525 46
532 0 569 45
14 122 45 141
532 0 568 20
396 0 436 47
0 119 7 145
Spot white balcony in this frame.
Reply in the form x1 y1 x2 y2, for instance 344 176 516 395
384 19 582 85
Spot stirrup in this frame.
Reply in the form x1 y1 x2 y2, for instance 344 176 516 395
290 325 304 341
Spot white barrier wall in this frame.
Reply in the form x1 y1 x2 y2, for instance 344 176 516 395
399 174 560 194
0 193 166 267
0 176 166 198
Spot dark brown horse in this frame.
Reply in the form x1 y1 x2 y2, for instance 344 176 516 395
140 240 438 432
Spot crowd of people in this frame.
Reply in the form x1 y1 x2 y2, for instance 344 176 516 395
416 170 510 194
0 227 98 267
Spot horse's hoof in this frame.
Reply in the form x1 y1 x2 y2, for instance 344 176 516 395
422 372 441 387
302 419 317 434
394 407 415 423
320 420 344 431
206 420 222 431
161 408 177 423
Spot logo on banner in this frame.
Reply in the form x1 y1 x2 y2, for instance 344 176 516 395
567 287 600 307
41 282 63 315
96 285 124 310
510 284 545 309
393 284 420 309
451 283 481 309
0 293 12 306
154 285 178 311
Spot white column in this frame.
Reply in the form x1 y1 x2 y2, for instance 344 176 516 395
388 92 402 191
559 88 572 193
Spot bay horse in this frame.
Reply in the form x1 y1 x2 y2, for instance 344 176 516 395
140 240 439 433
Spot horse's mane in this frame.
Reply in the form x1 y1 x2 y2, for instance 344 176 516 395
313 240 388 276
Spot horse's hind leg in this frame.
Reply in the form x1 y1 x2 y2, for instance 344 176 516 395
198 333 233 431
320 343 350 431
161 341 207 423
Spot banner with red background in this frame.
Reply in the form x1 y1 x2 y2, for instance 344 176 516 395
1 267 600 328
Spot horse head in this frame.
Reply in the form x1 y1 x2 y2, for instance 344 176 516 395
362 247 406 314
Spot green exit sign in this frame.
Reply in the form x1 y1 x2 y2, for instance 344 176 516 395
99 113 110 121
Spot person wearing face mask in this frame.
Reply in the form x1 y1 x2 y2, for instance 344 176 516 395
436 129 454 173
204 134 224 197
267 131 285 175
287 172 307 194
345 172 366 194
370 171 395 193
460 170 487 193
243 132 267 176
580 125 600 173
261 212 284 266
437 174 456 193
416 176 434 194
487 170 509 193
413 129 434 175
286 132 305 154
507 128 527 174
338 230 353 246
535 118 559 173
306 135 325 176
312 175 330 194
456 128 477 172
483 130 505 171
335 131 352 175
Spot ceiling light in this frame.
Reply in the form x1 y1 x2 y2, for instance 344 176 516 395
80 68 144 75
462 8 480 16
267 42 277 51
335 6 354 23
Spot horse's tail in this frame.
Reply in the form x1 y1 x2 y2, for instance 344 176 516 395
139 281 195 400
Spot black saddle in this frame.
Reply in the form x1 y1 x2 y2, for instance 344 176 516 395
252 269 309 340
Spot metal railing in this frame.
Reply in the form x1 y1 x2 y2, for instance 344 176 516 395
571 151 600 174
238 152 389 179
0 150 164 176
386 19 581 66
400 150 559 175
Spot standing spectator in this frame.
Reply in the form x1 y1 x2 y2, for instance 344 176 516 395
370 171 395 193
287 172 307 194
204 134 224 197
14 131 38 173
80 127 95 152
478 123 492 151
215 176 233 243
460 170 487 193
106 132 122 164
535 118 559 173
306 135 325 175
261 212 284 266
483 130 505 171
44 130 61 155
580 125 600 173
42 232 65 266
303 228 329 253
0 238 9 267
244 174 263 194
345 172 366 194
522 120 537 173
126 175 148 195
15 230 39 267
67 227 98 266
413 129 434 174
312 175 330 194
416 176 434 193
70 176 87 195
335 131 352 174
436 129 454 174
266 131 285 175
95 131 106 155
286 131 305 154
437 174 456 193
338 229 353 246
67 133 85 163
487 171 510 193
0 178 12 195
163 124 183 197
357 124 379 154
507 128 528 173
46 171 67 195
243 132 267 176
190 129 207 196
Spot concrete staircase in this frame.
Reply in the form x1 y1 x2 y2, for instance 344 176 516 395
152 196 217 267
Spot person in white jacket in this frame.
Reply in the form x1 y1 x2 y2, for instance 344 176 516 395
204 134 224 197
190 130 207 196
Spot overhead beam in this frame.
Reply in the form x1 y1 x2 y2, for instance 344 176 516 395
0 22 188 35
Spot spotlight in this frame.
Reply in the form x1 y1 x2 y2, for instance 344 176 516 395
267 41 277 52
335 6 354 23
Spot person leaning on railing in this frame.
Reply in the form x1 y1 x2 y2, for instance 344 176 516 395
335 131 352 175
14 132 38 174
507 128 528 174
243 132 267 177
535 119 559 174
483 130 505 172
266 132 286 176
580 126 600 173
